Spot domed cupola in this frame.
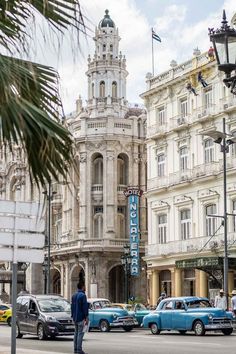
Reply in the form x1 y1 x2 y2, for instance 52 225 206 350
99 9 115 28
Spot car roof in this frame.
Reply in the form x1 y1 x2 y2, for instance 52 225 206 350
87 298 110 302
161 296 209 302
18 294 65 300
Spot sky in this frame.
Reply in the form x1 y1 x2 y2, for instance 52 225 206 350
31 0 236 114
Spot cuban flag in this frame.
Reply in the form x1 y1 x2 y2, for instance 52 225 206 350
152 28 161 42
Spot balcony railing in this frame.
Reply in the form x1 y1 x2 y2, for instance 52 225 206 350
91 184 103 192
146 232 236 257
147 123 168 138
169 115 191 130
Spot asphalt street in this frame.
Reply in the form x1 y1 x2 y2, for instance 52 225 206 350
0 324 236 354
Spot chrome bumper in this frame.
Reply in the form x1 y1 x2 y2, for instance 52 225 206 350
205 323 232 330
110 319 138 327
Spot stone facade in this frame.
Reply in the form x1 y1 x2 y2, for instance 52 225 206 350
142 49 236 306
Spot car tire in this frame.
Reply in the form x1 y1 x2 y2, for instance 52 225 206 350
99 320 110 332
16 323 23 339
37 324 47 340
179 330 187 335
7 317 11 327
222 328 233 335
123 326 133 332
193 320 205 336
150 323 160 335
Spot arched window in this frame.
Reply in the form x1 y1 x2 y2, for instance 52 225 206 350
112 81 117 98
103 44 106 52
93 155 103 184
94 213 103 238
100 81 105 97
206 204 217 236
117 155 128 185
91 83 95 97
204 139 214 163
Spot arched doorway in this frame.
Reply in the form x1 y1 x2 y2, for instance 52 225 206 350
71 265 85 297
52 269 61 295
108 265 125 302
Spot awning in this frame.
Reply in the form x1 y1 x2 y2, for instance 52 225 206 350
176 257 236 269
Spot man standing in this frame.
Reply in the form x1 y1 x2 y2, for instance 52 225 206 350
71 280 89 354
214 289 227 310
231 290 236 316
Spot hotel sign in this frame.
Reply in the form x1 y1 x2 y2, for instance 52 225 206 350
124 187 143 276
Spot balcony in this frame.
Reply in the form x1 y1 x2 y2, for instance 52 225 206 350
146 232 236 257
170 115 191 131
194 105 216 122
221 96 236 112
147 123 168 139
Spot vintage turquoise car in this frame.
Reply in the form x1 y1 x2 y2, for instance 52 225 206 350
142 296 234 336
112 303 151 326
88 298 138 332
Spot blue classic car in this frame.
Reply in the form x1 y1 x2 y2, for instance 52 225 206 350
88 298 138 332
112 303 151 326
142 296 234 336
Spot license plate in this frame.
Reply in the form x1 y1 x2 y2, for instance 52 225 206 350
125 322 134 326
65 325 74 329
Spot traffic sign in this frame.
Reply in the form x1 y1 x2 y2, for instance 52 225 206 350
0 248 44 263
0 232 45 248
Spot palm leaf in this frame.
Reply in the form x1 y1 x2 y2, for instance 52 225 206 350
0 53 74 186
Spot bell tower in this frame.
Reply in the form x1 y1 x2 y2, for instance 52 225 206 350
86 10 128 118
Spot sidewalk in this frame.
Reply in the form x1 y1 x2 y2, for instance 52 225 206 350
0 347 60 354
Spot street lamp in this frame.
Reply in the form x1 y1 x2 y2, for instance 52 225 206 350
209 10 236 94
121 244 132 303
21 263 29 291
201 119 236 306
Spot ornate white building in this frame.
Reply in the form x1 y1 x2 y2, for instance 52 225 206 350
142 49 236 306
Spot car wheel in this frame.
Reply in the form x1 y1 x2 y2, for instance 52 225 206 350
37 324 47 340
99 320 110 332
7 317 12 327
150 323 160 335
16 323 23 339
193 320 205 336
222 328 233 335
123 326 133 332
179 330 187 335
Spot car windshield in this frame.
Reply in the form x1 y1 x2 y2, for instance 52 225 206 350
38 298 71 313
186 300 212 308
93 300 111 309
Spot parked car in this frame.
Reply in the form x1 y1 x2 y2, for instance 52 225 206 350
112 303 150 326
16 294 74 340
0 303 12 326
88 298 138 332
142 296 234 336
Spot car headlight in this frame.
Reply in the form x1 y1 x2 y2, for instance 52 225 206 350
113 314 118 319
45 315 57 322
208 314 213 320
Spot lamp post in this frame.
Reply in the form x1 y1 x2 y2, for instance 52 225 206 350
21 263 29 291
209 10 236 94
121 244 132 303
201 120 236 305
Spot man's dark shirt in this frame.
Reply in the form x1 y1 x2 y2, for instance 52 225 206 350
71 289 88 323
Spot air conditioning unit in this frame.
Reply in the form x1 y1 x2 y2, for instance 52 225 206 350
223 103 229 110
177 117 186 125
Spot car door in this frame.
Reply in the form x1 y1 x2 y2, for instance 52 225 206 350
159 300 174 329
172 301 187 330
27 300 39 334
17 296 30 332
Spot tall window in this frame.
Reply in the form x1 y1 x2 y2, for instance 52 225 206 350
206 204 217 236
204 87 213 108
117 155 128 185
158 107 165 125
158 214 167 244
117 207 126 239
110 44 113 52
93 156 103 184
180 98 188 118
94 213 103 238
100 81 105 97
204 139 214 163
231 131 236 156
112 81 117 97
180 209 191 240
103 44 106 51
233 200 236 232
179 146 188 171
157 153 165 177
91 83 95 97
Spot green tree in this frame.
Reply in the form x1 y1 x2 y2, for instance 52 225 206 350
0 1 85 186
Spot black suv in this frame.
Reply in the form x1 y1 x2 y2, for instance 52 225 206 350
16 294 74 340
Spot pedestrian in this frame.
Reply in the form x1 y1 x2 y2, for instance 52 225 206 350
198 71 208 88
157 292 166 307
214 289 227 310
231 290 236 316
208 46 214 61
186 82 198 96
71 280 89 354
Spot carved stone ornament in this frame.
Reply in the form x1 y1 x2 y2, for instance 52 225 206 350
79 153 87 163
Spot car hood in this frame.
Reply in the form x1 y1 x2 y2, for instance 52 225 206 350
95 307 129 316
42 311 72 320
186 308 226 316
128 310 150 316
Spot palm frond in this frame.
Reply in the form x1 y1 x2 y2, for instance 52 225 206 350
0 53 74 187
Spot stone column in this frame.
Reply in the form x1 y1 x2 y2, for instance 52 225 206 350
174 268 182 296
228 271 234 296
199 270 208 297
151 270 159 306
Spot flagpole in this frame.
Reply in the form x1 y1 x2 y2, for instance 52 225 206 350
151 28 154 75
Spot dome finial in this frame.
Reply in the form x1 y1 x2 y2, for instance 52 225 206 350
105 9 109 16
